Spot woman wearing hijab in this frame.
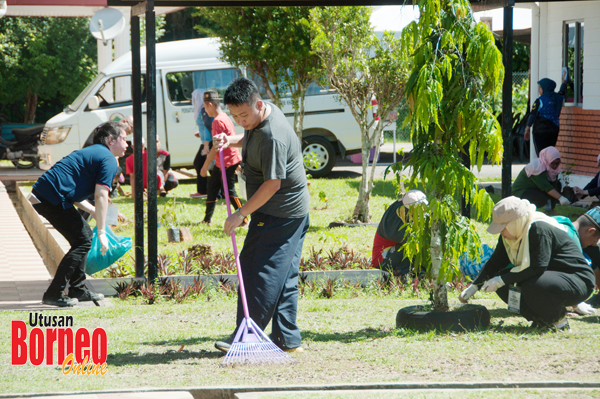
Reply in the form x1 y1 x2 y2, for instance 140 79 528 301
459 196 595 330
524 76 567 155
511 146 570 210
190 89 214 199
573 154 600 201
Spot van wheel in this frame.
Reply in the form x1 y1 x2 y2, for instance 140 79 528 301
302 136 336 178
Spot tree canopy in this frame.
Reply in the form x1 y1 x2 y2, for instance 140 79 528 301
0 17 97 123
395 0 504 311
310 6 410 222
195 7 321 141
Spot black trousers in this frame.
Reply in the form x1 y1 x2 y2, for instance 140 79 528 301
193 143 211 194
520 188 558 210
236 212 310 349
377 243 412 276
204 163 241 223
532 118 560 155
496 271 592 325
32 189 92 299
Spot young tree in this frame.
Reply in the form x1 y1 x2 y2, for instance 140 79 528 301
396 0 503 311
0 17 96 123
195 7 320 142
310 6 409 222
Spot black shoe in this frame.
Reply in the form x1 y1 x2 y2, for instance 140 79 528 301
215 335 234 353
43 294 78 307
68 290 104 302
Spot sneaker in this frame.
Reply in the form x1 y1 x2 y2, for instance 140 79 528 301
284 346 304 353
68 290 104 302
190 193 207 199
215 336 234 353
553 317 571 332
43 294 78 307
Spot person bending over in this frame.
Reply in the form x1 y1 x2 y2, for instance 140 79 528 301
511 146 570 211
31 122 128 307
459 196 595 330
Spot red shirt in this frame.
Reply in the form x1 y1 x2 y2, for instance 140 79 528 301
125 149 168 189
372 232 398 268
212 113 242 169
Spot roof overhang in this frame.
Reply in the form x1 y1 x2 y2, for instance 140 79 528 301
5 0 181 17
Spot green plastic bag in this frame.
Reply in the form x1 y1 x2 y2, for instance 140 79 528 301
85 226 132 275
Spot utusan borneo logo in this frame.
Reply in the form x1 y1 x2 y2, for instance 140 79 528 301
11 312 108 375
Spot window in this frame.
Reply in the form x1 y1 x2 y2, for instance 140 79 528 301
165 68 241 105
88 75 141 110
563 21 584 105
250 72 333 99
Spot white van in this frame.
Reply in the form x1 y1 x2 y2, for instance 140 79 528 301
38 37 383 177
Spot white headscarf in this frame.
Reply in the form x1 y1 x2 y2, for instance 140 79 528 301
192 89 206 120
502 200 563 273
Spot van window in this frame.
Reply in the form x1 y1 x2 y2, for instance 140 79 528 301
88 75 143 110
166 68 241 106
249 73 333 99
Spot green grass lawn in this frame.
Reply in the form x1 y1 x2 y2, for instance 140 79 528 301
1 291 600 394
87 177 403 276
18 176 587 278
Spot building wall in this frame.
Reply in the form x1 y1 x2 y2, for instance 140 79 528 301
543 2 600 182
545 2 600 111
556 107 600 176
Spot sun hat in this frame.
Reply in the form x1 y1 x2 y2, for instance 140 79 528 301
402 190 428 208
487 196 532 234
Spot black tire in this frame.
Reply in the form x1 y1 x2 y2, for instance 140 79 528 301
302 136 336 178
396 304 490 333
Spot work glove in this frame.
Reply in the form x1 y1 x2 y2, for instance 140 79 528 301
481 276 505 293
575 301 597 315
459 284 478 303
559 196 571 206
98 230 109 256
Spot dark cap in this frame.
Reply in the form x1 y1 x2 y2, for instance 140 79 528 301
584 207 600 230
204 91 219 101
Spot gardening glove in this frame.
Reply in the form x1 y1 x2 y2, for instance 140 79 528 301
559 196 571 206
481 276 505 293
98 230 109 256
459 284 478 303
575 301 597 315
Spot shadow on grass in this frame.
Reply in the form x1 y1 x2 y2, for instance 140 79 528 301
107 336 226 365
345 179 397 199
576 315 600 324
107 349 222 366
301 327 396 343
323 170 362 179
488 308 523 319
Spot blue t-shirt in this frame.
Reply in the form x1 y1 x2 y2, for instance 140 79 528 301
33 144 118 209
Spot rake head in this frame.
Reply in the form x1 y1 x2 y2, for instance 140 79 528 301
222 317 296 366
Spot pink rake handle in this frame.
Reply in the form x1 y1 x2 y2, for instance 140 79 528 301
219 148 250 319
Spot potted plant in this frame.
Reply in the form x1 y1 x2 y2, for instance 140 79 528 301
391 0 503 331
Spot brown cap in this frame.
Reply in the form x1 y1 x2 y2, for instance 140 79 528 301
487 196 532 234
204 91 219 101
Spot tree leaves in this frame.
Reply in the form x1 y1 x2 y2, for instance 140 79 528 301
0 17 97 122
393 0 504 298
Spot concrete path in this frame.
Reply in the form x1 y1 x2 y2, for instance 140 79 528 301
0 181 52 311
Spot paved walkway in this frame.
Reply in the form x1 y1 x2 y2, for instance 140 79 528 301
0 181 52 311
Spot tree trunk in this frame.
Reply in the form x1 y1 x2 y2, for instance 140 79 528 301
24 91 38 123
293 88 306 144
430 219 449 312
353 126 372 222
